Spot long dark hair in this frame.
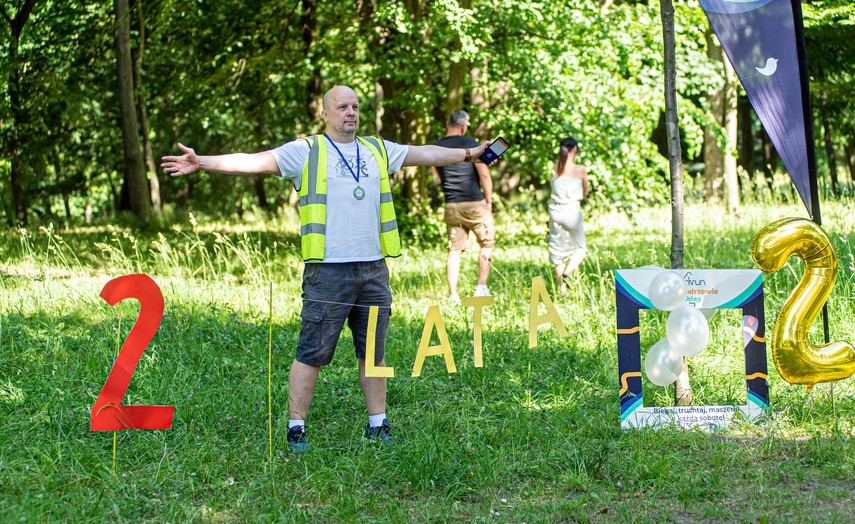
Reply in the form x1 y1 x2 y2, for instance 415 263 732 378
556 137 579 175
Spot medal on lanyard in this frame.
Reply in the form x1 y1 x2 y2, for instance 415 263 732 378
324 134 365 200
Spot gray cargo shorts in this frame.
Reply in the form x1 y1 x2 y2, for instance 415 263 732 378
296 260 392 366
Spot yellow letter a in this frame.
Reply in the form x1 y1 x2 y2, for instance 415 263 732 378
528 276 568 348
412 305 457 377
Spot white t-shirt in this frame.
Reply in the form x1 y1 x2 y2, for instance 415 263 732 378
268 136 408 263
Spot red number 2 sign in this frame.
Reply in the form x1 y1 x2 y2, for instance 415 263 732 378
91 274 174 431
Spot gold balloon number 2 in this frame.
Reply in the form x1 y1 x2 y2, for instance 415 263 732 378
750 217 855 391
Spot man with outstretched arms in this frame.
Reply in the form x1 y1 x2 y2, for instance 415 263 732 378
162 85 493 452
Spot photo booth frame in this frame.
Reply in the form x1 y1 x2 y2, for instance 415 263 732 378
615 269 770 429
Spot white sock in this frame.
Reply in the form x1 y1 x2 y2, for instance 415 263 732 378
288 419 305 430
368 413 386 427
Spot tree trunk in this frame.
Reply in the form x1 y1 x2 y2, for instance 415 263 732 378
4 0 37 226
703 29 723 203
62 191 72 219
845 140 855 188
132 0 161 216
444 0 472 120
115 0 150 224
761 127 780 192
301 0 322 129
249 114 271 210
469 66 490 140
52 151 72 219
107 165 120 212
253 174 269 210
738 98 755 179
445 60 468 121
821 115 840 197
703 115 723 202
356 0 382 135
362 0 430 205
43 194 52 218
722 54 739 212
660 0 692 406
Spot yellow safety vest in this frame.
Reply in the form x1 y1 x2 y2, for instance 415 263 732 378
298 135 402 261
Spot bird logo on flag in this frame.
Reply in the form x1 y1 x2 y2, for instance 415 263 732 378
755 57 778 76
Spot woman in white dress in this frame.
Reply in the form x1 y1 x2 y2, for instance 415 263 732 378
547 137 590 295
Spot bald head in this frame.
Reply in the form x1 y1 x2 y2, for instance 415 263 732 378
322 86 358 111
321 86 360 142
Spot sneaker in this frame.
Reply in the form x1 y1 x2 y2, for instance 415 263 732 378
287 425 309 453
474 285 491 297
364 418 393 444
448 293 461 306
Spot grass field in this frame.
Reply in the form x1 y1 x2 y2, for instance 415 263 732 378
2 200 855 522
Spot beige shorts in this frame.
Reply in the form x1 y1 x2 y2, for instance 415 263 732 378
444 200 495 251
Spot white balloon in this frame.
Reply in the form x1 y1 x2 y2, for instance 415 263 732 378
648 271 687 311
644 338 683 387
666 304 710 357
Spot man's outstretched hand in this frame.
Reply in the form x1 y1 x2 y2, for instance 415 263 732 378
161 143 200 176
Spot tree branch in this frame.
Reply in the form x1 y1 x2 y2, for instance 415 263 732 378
14 0 38 35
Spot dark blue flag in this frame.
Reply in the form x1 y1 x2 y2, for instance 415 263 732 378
700 0 813 215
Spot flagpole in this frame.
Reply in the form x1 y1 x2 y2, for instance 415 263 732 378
791 0 830 344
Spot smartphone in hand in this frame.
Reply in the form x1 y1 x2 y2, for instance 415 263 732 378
479 137 511 164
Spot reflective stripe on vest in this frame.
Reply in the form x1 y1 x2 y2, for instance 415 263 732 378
297 135 401 261
298 136 326 260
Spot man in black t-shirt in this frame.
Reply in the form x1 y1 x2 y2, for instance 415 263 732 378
433 110 494 303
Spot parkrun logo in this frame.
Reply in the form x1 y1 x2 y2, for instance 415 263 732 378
683 272 718 303
683 272 706 287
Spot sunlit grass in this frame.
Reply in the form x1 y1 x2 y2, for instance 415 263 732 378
2 201 855 521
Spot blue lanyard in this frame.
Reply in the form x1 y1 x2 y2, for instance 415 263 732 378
324 133 360 183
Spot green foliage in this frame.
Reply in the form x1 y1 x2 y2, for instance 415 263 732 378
805 0 855 183
0 0 711 224
392 200 448 250
2 0 855 226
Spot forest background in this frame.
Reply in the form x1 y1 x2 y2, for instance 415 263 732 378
2 0 855 229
